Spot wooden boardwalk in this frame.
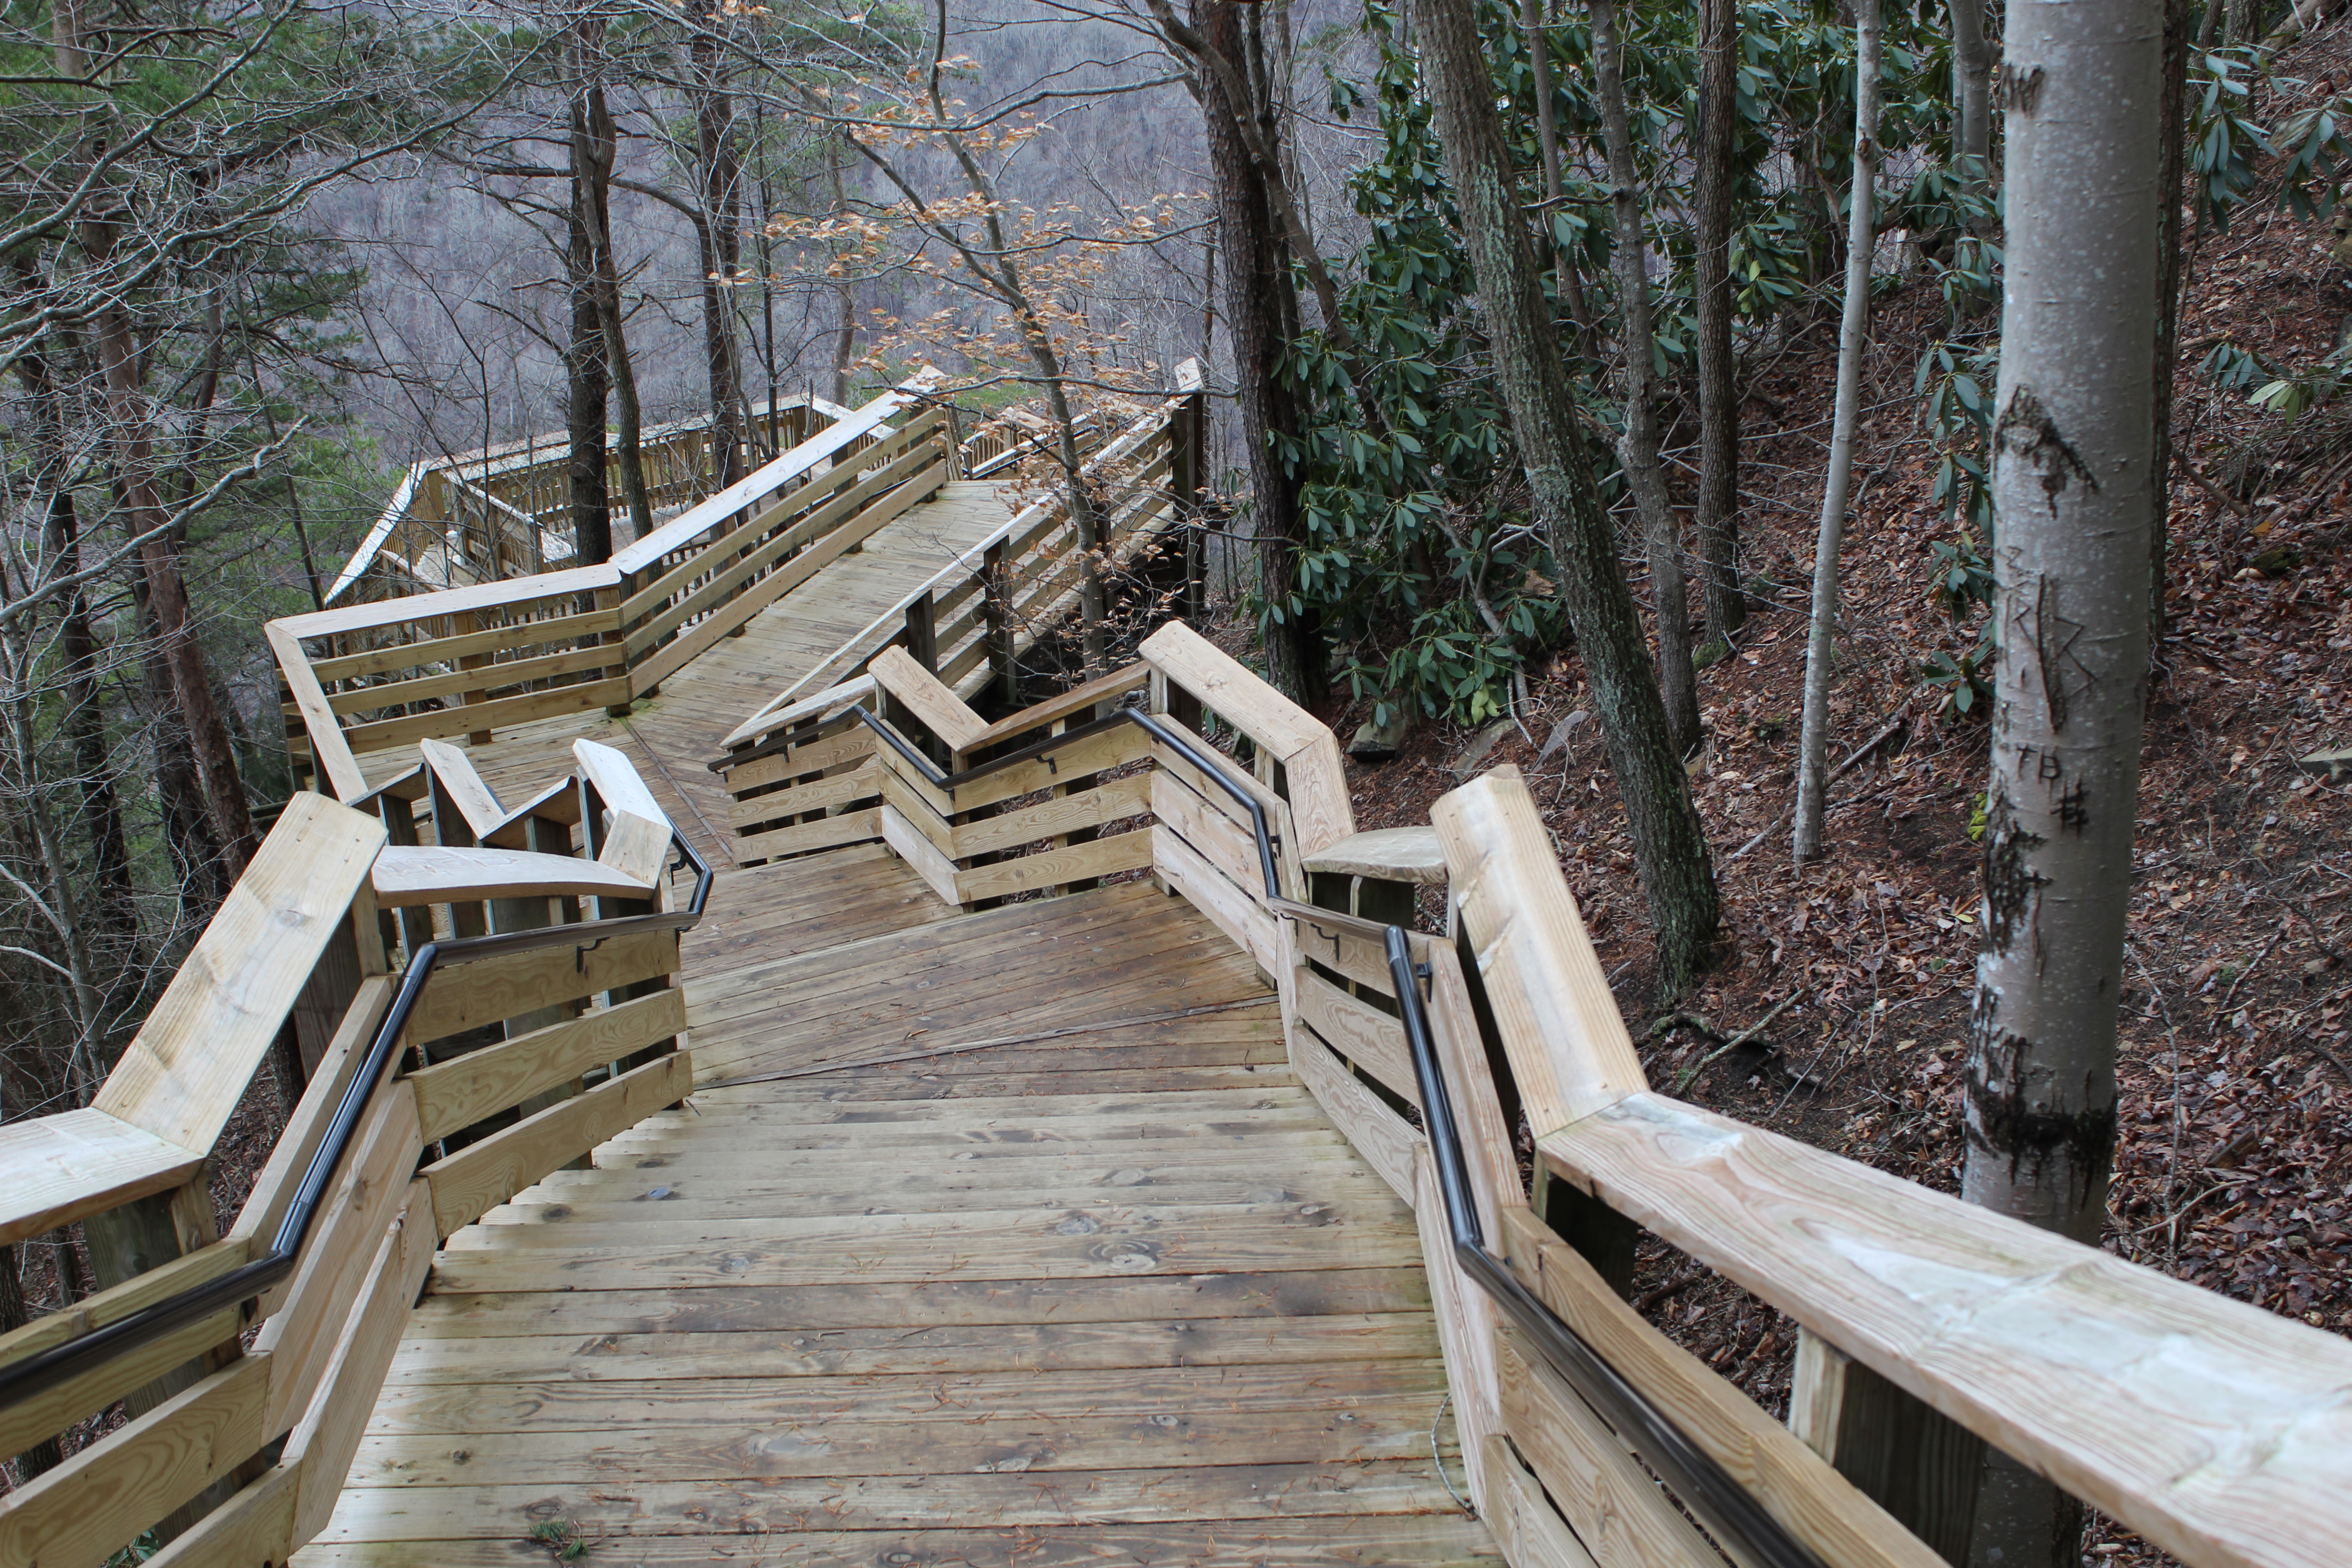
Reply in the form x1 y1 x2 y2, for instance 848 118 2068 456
300 849 1497 1565
353 482 1017 865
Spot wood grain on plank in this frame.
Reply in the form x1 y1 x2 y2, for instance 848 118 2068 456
880 801 960 907
408 991 684 1139
1499 1208 1944 1568
0 1352 272 1568
1541 1090 2352 1568
952 828 1154 902
369 845 652 907
0 1109 204 1249
1296 970 1418 1108
1432 766 1643 1135
96 794 386 1152
408 930 677 1043
1495 1328 1722 1568
422 1051 691 1236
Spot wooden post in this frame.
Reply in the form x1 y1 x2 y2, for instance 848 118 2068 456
1171 384 1205 621
376 790 433 961
904 590 938 674
1790 1328 1985 1564
600 581 633 718
455 611 493 745
982 542 1017 714
1434 765 1644 1294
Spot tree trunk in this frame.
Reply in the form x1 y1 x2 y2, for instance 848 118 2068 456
565 142 613 569
2150 0 2190 664
7 262 133 936
1194 0 1324 707
572 22 652 540
1411 0 1720 995
132 575 227 921
84 221 257 878
1962 5 2162 1563
1589 0 1700 758
1951 0 1995 212
828 132 858 405
0 1247 65 1480
1692 0 1745 649
1792 0 1881 864
688 0 748 490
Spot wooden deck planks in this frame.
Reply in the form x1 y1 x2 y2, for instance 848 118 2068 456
302 844 1495 1565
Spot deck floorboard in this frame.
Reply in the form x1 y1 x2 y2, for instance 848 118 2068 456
300 849 1496 1565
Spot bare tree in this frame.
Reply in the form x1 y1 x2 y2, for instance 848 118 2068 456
1186 0 1320 706
1792 0 1881 863
1589 0 1700 757
1691 0 1744 650
1962 4 2164 1562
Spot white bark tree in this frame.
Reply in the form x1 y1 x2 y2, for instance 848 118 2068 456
1791 0 1879 863
1963 2 2164 1560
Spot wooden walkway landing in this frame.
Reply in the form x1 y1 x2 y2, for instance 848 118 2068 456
299 850 1498 1565
354 481 1017 864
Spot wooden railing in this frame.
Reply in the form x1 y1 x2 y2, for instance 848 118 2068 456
0 747 703 1567
272 375 951 800
719 361 1206 745
330 396 828 604
716 620 1339 914
721 619 2352 1568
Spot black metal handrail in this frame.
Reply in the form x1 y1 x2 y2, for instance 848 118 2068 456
1382 926 1827 1568
0 829 714 1415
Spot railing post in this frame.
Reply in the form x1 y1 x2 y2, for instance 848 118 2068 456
1433 764 1645 1294
1171 382 1206 621
601 579 633 718
904 590 937 675
982 542 1017 712
455 612 492 745
1789 1329 1985 1563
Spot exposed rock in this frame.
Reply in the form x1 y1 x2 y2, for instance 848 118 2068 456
1447 719 1514 778
1539 710 1591 760
2297 745 2352 781
1348 710 1411 762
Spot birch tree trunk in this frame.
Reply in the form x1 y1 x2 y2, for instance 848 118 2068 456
1411 0 1720 995
1693 0 1745 649
1792 0 1880 863
1589 0 1700 758
1963 3 2163 1559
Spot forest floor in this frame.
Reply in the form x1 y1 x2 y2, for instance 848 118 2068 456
1284 26 2352 1565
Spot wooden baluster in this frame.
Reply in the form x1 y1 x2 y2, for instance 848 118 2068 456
904 590 937 674
423 767 489 942
456 610 492 745
1790 1329 1984 1564
982 542 1016 715
599 580 632 718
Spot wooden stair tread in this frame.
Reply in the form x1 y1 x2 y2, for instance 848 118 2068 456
301 840 1494 1564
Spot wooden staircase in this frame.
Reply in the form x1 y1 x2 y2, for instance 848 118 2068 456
305 867 1499 1564
10 376 2352 1568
